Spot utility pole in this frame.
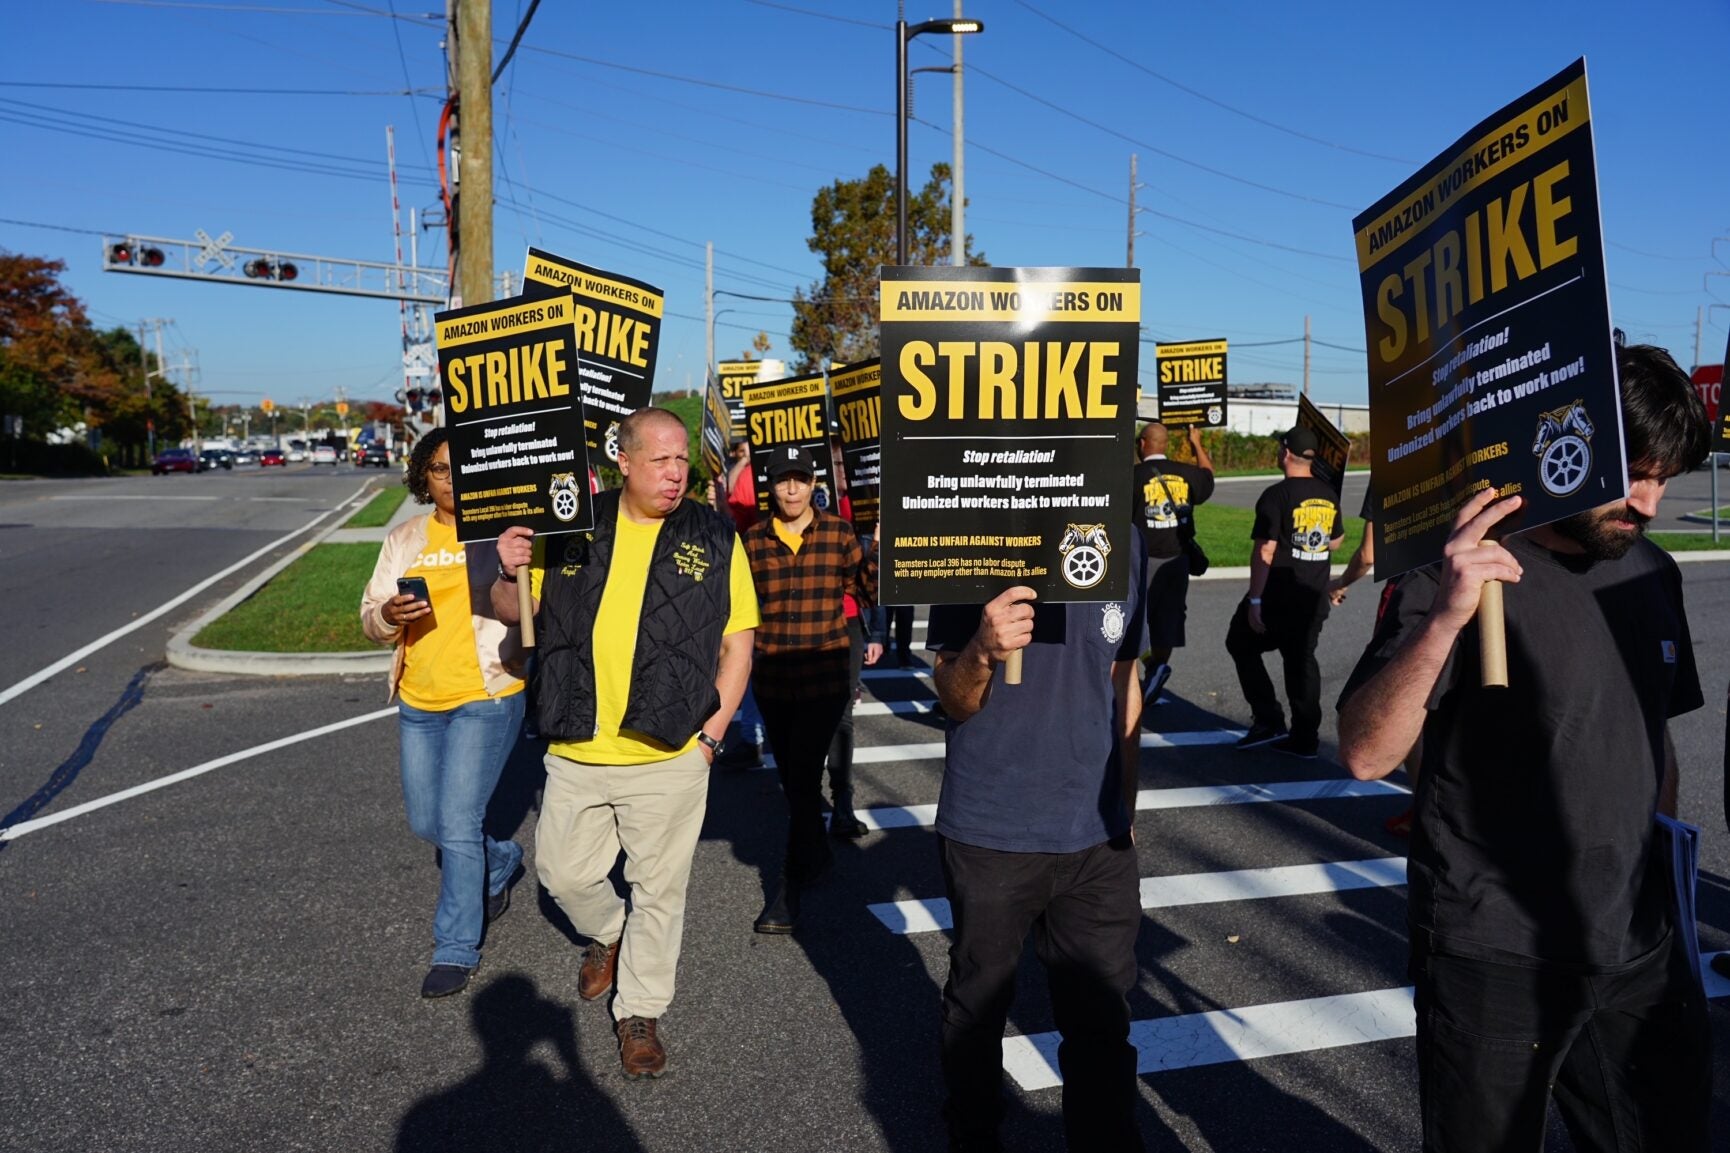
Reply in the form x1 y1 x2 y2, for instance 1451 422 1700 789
1127 154 1137 268
136 321 155 457
1695 305 1705 370
705 241 715 374
950 0 965 267
1303 315 1312 397
455 0 493 307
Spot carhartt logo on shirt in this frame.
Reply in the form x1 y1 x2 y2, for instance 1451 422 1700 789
1661 641 1677 664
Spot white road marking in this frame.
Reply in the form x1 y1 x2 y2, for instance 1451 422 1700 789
760 729 1247 771
1002 962 1730 1089
855 699 939 717
861 667 933 682
869 857 1408 934
0 707 396 841
0 481 374 709
49 494 218 501
838 777 1408 833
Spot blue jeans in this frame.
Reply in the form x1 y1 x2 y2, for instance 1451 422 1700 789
738 681 766 748
399 694 526 968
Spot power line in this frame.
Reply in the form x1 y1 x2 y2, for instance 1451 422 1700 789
1608 240 1705 263
383 0 434 171
1611 281 1704 297
518 43 888 117
0 217 117 237
741 0 887 29
92 0 437 16
0 80 437 96
490 0 542 84
1010 0 1414 165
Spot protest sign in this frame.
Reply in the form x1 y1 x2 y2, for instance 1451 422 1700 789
521 247 663 463
717 360 760 439
878 266 1140 610
1713 335 1730 453
1296 394 1351 497
742 369 839 516
1154 339 1229 429
830 358 882 534
699 370 731 483
1354 58 1622 583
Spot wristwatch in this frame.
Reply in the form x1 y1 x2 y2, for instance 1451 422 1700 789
1247 597 1263 606
496 561 517 583
696 732 723 755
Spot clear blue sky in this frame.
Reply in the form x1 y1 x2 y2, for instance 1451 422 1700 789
4 0 1726 412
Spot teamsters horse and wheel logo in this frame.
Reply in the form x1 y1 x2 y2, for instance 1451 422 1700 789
603 421 622 463
1531 399 1595 498
547 472 582 523
1058 523 1112 590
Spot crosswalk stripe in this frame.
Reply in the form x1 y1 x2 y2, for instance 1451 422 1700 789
855 698 939 717
841 777 1408 833
861 667 933 682
1001 955 1730 1090
759 729 1248 771
867 857 1408 934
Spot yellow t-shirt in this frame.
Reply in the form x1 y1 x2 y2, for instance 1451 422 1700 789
772 516 805 554
399 516 525 711
544 514 759 766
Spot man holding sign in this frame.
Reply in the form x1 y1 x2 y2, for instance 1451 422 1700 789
494 408 758 1081
881 266 1148 1150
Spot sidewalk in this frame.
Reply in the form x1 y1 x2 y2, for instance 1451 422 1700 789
165 483 413 676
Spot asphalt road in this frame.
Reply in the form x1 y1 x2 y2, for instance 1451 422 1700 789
1 470 1727 1152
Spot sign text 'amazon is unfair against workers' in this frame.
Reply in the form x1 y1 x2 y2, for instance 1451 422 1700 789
1355 58 1622 578
879 266 1139 604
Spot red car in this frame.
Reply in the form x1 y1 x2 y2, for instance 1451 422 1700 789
260 448 287 467
151 448 198 475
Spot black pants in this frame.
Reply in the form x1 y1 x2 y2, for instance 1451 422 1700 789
1224 591 1327 740
891 604 915 656
1413 935 1710 1152
825 617 866 809
939 835 1144 1152
758 693 848 880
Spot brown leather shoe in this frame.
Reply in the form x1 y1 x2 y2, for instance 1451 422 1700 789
578 939 620 1002
616 1016 666 1079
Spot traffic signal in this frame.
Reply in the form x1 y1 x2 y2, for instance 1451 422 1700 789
108 242 133 264
139 247 165 268
244 257 298 281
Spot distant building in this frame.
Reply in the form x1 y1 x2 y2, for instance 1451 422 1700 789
1139 383 1369 435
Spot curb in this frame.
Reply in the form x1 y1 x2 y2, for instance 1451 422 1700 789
166 479 395 677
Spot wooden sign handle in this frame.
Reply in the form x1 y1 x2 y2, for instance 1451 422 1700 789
1004 649 1023 685
517 573 537 649
1478 579 1507 688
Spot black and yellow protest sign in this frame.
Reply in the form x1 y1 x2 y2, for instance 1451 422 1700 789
1155 339 1228 428
879 266 1140 604
1296 394 1351 497
435 294 593 542
717 360 759 439
830 358 882 534
521 247 663 463
699 370 731 482
1715 332 1730 454
1354 58 1621 579
742 370 838 515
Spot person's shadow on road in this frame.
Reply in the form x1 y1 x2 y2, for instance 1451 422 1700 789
395 973 641 1153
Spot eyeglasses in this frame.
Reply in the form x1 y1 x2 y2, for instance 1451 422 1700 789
427 462 451 478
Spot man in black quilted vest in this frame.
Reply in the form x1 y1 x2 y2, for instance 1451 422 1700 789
495 407 759 1080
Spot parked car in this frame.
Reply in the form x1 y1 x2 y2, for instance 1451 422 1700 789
260 448 286 467
286 447 306 462
232 449 260 467
311 445 338 465
198 449 233 471
151 448 198 475
357 443 393 468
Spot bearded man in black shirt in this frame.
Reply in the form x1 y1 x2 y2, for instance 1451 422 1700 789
1338 344 1711 1153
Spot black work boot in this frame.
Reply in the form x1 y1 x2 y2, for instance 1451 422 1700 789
826 723 868 838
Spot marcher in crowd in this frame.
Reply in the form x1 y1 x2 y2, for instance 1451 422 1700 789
1131 421 1215 706
1226 427 1343 757
927 534 1148 1152
1338 344 1711 1152
361 429 527 999
743 446 878 932
826 441 883 839
717 436 770 769
494 408 758 1080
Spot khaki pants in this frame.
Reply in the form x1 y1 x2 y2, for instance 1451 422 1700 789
535 745 710 1021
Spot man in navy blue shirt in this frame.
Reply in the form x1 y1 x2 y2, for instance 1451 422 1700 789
927 547 1147 1152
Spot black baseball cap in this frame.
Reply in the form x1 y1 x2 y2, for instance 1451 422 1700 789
1280 427 1319 458
766 444 818 480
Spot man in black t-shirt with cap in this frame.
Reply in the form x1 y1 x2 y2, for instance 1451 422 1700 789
1338 344 1711 1152
1132 421 1215 706
1226 426 1343 757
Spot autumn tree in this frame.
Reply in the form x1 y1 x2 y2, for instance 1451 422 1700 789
788 162 984 371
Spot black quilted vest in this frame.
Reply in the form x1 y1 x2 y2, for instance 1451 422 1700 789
534 491 737 749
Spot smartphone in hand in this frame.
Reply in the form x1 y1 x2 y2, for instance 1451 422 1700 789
396 576 432 606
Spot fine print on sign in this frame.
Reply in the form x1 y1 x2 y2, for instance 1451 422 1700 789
521 247 663 464
830 358 882 534
699 370 731 483
717 360 761 440
1353 57 1623 580
1296 394 1351 497
1154 339 1229 428
434 293 594 543
743 370 838 515
879 265 1140 605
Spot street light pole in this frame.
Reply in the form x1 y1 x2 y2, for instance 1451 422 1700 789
896 15 983 270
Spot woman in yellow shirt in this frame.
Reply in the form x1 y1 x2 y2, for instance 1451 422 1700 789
360 431 527 998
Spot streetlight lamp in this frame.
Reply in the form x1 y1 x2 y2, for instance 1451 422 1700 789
897 15 984 266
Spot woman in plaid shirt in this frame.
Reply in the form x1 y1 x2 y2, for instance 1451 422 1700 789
743 445 878 934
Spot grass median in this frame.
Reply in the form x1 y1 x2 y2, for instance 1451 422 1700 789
345 485 408 528
1192 504 1366 569
193 542 381 652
